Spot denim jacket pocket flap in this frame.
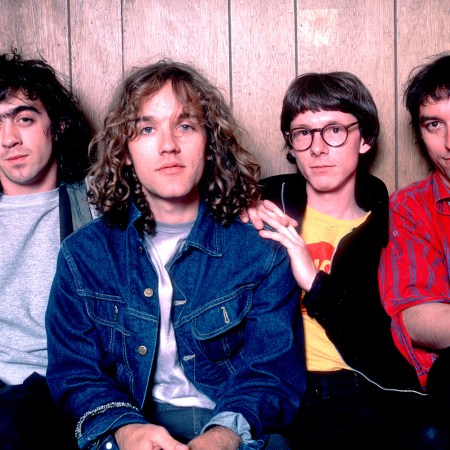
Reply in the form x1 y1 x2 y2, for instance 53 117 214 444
191 287 252 340
85 294 127 331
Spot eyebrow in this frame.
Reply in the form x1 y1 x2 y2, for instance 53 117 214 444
136 112 199 124
0 105 40 121
292 121 345 129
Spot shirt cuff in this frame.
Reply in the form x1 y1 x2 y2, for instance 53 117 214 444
201 411 254 445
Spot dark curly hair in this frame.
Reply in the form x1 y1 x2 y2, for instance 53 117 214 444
404 52 450 169
280 71 379 175
88 59 261 233
0 48 93 193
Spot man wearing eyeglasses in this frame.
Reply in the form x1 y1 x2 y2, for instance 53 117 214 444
242 71 445 449
379 53 450 433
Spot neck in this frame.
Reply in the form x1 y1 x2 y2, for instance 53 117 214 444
1 174 58 196
306 183 365 220
437 170 450 190
148 196 200 224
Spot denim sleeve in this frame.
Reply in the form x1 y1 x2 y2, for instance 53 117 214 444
202 411 254 444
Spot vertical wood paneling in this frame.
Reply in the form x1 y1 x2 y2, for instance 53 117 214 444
230 0 297 179
396 0 450 189
0 0 448 191
296 0 396 192
70 0 123 129
122 0 229 101
0 0 69 80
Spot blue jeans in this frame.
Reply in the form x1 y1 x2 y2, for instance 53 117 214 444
148 402 291 449
0 372 78 450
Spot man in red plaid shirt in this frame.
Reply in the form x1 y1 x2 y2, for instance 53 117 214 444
379 53 450 422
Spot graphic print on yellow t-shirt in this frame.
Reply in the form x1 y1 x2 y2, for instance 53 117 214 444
301 205 369 371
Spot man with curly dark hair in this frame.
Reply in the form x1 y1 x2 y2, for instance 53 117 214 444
0 49 94 449
379 52 450 438
45 60 305 450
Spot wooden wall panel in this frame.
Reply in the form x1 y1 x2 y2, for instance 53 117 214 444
296 0 396 192
230 0 297 179
0 0 69 80
122 0 230 101
396 0 450 189
70 0 123 129
0 0 448 191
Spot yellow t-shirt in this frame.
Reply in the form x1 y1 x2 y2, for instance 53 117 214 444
301 205 369 371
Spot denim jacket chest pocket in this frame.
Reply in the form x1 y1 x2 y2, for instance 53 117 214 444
84 291 160 400
85 294 128 331
190 286 252 363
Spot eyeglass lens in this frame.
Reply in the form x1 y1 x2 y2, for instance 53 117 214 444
289 123 357 151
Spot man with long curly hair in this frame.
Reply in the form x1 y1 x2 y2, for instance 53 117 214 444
45 60 305 450
0 49 93 449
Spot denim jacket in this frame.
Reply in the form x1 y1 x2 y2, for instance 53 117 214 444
46 200 306 449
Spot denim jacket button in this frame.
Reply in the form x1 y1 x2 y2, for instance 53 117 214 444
138 345 148 355
144 288 154 297
105 442 113 449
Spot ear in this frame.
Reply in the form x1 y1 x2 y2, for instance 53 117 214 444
286 149 297 164
358 138 371 155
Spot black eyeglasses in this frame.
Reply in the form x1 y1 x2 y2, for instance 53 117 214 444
285 121 359 152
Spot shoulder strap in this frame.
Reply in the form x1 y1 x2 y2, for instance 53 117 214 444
59 184 74 242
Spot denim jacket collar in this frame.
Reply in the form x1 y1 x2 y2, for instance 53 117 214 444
129 199 225 257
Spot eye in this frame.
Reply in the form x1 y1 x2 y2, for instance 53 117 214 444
291 128 310 139
173 121 198 138
17 116 34 126
139 125 154 135
326 125 345 135
179 123 193 132
425 120 443 133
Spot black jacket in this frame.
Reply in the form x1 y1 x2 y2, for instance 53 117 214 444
260 172 422 392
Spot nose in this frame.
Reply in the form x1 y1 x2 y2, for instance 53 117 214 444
309 130 328 156
1 121 21 148
159 126 180 153
444 125 450 150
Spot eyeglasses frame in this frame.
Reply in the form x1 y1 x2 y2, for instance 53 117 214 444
285 121 360 152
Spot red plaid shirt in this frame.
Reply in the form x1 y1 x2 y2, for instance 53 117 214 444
379 172 450 390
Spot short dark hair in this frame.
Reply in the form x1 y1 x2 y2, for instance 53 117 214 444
404 52 450 165
0 49 92 191
88 59 261 233
280 71 379 173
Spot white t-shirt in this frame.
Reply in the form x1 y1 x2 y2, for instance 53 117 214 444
144 221 215 409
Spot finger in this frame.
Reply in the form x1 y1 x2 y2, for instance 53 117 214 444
239 209 250 223
150 427 188 450
257 212 294 233
283 222 304 242
247 207 265 230
261 200 289 221
261 200 299 227
259 229 298 249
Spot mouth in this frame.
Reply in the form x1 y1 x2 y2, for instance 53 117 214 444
6 154 28 162
157 163 184 174
310 165 334 169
